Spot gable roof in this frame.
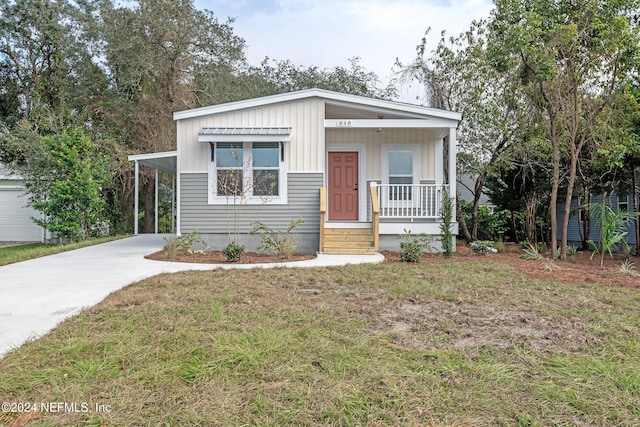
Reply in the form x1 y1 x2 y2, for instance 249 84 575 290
173 88 462 122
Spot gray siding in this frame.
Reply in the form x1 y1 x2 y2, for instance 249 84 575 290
180 172 322 252
557 193 638 248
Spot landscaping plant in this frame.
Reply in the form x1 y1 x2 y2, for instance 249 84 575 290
587 197 637 267
398 228 434 262
439 186 454 258
250 217 304 258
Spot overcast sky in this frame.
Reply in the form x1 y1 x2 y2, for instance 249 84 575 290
195 0 494 102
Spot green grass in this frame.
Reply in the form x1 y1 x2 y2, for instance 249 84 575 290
0 235 128 266
1 261 639 426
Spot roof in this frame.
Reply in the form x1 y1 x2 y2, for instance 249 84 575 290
127 151 177 174
173 88 462 122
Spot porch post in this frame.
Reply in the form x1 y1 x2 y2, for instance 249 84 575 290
134 160 139 235
435 137 444 186
171 173 175 233
154 168 159 234
448 127 457 206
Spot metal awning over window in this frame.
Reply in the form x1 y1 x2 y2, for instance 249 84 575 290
198 127 292 142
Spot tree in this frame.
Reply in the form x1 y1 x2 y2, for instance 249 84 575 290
488 0 640 258
5 126 111 241
397 23 533 242
91 0 248 232
249 56 397 100
0 0 102 134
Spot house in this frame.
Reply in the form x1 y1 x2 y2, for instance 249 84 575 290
558 191 639 254
0 164 44 243
129 89 461 254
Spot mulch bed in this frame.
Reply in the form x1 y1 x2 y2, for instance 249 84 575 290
146 244 639 290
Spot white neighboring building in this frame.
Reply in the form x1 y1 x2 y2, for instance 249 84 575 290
0 164 44 242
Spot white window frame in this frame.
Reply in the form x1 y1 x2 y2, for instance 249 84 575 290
208 141 287 205
381 143 421 205
382 144 421 185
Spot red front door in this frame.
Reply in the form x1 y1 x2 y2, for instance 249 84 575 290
328 151 358 220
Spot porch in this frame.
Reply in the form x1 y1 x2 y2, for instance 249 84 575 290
319 183 449 254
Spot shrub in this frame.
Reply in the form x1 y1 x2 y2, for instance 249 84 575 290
440 187 454 258
173 229 209 253
222 241 244 262
469 240 497 256
520 242 543 260
250 217 304 258
398 229 434 262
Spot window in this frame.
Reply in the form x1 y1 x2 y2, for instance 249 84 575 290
382 144 420 201
216 143 244 196
209 141 286 204
388 150 413 200
619 195 629 212
252 142 279 196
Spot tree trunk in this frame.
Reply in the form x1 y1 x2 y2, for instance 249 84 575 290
456 195 473 242
560 155 579 259
525 195 537 243
470 170 487 241
550 136 560 258
633 159 639 257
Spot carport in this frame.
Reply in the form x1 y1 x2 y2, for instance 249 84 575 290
127 151 177 235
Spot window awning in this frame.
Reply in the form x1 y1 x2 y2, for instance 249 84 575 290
198 127 292 143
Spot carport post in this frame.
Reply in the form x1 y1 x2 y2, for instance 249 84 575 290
154 168 159 234
171 174 175 233
134 160 139 235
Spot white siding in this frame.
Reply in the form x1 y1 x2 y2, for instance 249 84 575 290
178 98 325 172
326 128 437 180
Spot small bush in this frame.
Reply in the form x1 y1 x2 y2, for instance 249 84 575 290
619 260 636 275
222 241 244 262
398 229 434 263
520 242 544 260
440 187 454 258
469 241 497 256
250 217 304 258
173 229 209 252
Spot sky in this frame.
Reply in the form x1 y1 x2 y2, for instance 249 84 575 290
195 0 494 102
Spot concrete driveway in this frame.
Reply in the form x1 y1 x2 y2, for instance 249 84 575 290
0 234 383 358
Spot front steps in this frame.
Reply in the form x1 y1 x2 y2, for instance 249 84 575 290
321 227 376 255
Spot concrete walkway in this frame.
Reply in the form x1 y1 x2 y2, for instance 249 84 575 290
0 234 383 358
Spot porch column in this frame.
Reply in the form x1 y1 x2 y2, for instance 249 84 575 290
435 137 444 186
134 160 139 235
448 127 457 203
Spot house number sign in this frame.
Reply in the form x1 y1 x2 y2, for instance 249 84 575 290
335 120 353 127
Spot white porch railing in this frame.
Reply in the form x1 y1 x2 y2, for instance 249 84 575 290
375 184 447 220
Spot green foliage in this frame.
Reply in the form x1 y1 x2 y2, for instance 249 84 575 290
469 241 496 256
459 200 512 241
618 260 636 275
222 241 245 262
587 199 638 267
520 242 544 260
16 128 112 241
440 187 454 258
398 229 434 262
164 230 209 259
250 217 304 258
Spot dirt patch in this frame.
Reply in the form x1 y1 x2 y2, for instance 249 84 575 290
380 300 600 353
145 249 316 264
382 244 640 290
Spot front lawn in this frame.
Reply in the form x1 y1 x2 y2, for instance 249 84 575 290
1 261 639 426
0 236 127 266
